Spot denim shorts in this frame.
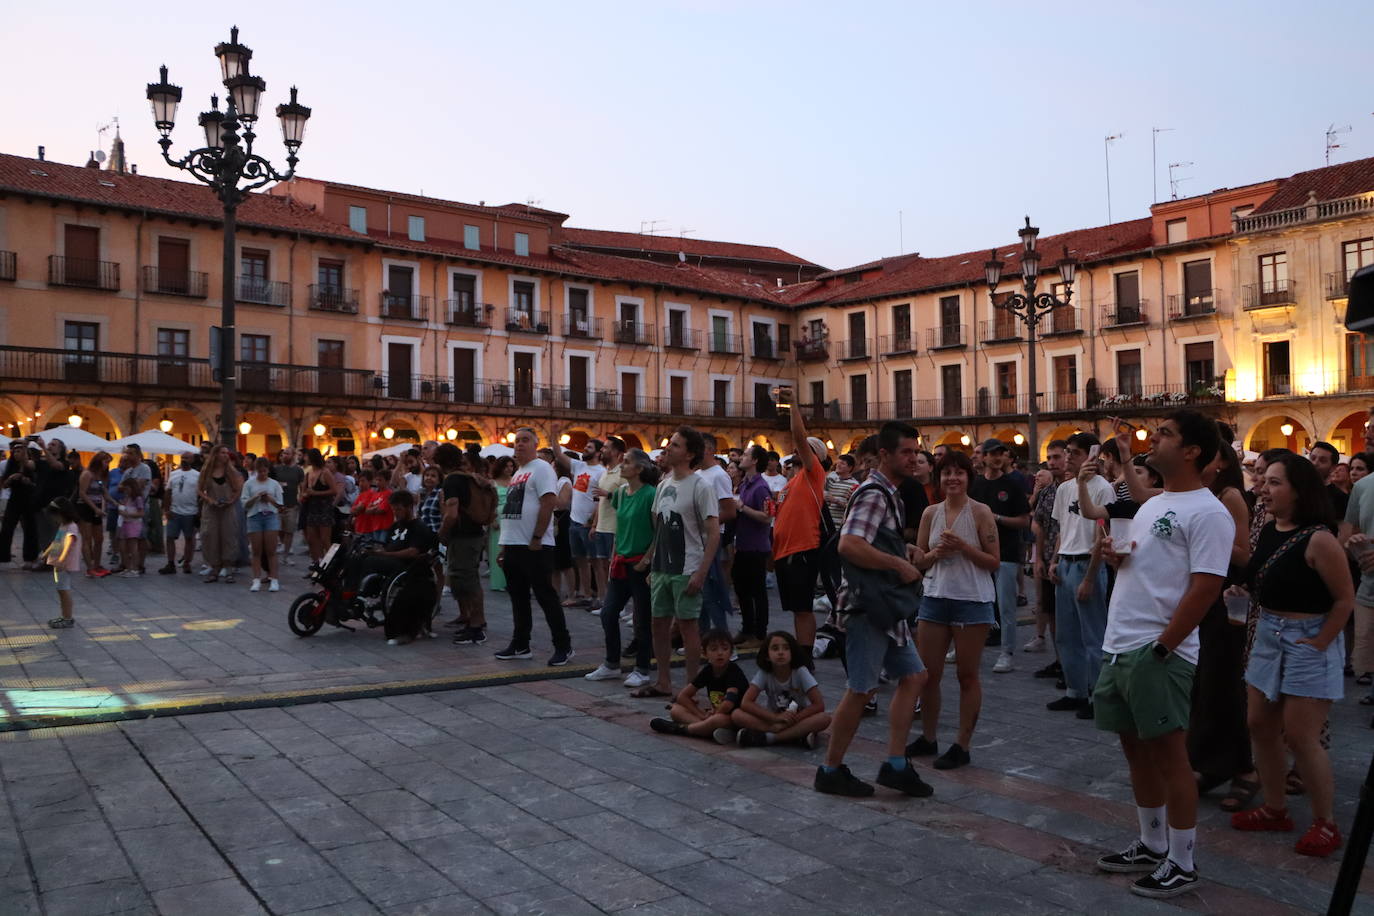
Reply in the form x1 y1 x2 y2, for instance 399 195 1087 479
52 569 71 591
165 513 197 541
918 596 996 627
1245 610 1345 702
245 513 281 534
591 531 614 560
569 522 593 558
844 613 925 694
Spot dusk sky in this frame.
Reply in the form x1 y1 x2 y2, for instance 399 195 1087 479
6 1 1372 270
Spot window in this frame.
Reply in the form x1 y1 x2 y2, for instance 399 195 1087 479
809 380 825 418
513 281 535 316
156 327 189 387
567 287 590 335
157 237 191 294
1348 334 1374 389
892 303 911 345
318 259 344 292
1263 340 1291 397
1114 271 1140 323
240 333 270 391
753 382 776 419
1343 239 1374 296
847 312 867 359
1166 218 1187 244
348 206 367 234
713 378 731 417
317 339 344 395
464 225 480 251
1116 349 1142 397
995 362 1017 411
941 365 962 416
568 356 590 410
752 321 774 358
1184 341 1214 393
241 248 270 301
514 232 529 257
157 327 188 358
1182 260 1214 314
807 317 826 339
667 308 688 347
1231 204 1255 220
850 375 868 421
385 265 415 319
407 215 425 242
1053 355 1078 411
513 353 535 406
938 295 961 347
64 321 99 382
1258 252 1289 304
669 375 687 415
893 369 912 418
712 315 731 352
62 224 101 286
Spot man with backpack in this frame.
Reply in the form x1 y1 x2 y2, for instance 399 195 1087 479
437 443 497 646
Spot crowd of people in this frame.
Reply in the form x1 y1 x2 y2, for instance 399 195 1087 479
4 397 1371 900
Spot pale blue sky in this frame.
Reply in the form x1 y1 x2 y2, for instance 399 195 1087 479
6 1 1372 268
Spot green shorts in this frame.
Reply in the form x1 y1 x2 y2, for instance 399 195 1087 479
650 572 702 620
1093 643 1196 740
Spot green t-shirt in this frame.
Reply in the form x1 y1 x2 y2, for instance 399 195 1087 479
612 484 655 558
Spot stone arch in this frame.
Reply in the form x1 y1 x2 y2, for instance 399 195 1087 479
47 402 123 443
1244 412 1310 453
935 429 971 449
1327 409 1369 456
133 404 213 444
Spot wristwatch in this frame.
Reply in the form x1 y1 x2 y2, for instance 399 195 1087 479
1151 641 1171 660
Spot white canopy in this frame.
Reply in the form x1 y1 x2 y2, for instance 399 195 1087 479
31 425 116 453
108 429 200 457
360 442 416 461
479 443 514 458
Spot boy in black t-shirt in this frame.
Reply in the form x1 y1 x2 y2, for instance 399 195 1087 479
651 629 748 740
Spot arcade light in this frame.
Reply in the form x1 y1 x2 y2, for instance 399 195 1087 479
445 428 457 441
1280 422 1295 437
312 422 327 437
68 412 83 428
382 426 395 440
159 415 174 433
238 420 252 435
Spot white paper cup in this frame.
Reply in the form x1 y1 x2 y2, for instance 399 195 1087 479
1110 517 1133 554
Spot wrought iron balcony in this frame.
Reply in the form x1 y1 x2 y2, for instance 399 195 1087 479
239 276 290 307
0 251 16 281
1326 271 1353 300
1243 280 1298 310
562 314 601 339
310 284 359 314
926 324 967 350
49 255 120 291
794 337 830 361
1101 300 1149 328
1040 306 1083 337
142 265 208 298
836 337 871 361
662 326 701 351
880 333 916 356
750 336 781 360
1090 384 1226 410
613 320 654 346
380 293 431 321
447 300 490 328
1167 290 1221 320
978 318 1021 345
708 332 743 355
505 307 549 334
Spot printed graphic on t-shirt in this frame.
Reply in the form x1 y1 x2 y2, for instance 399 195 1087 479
1068 499 1081 516
657 506 688 574
504 474 528 519
768 684 800 712
1151 510 1178 539
574 472 592 493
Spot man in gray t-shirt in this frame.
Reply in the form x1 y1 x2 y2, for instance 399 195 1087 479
271 448 305 561
1342 474 1374 684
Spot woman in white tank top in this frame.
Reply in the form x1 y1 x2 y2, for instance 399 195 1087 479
909 449 1001 771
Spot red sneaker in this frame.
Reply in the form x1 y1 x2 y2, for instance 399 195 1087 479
1295 819 1342 857
1231 805 1294 832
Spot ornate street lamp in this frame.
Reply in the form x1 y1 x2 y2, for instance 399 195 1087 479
147 27 310 448
985 217 1078 465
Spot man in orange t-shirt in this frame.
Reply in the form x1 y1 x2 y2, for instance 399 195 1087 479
772 389 829 669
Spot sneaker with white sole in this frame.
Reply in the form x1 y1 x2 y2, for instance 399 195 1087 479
548 647 575 667
199 564 212 576
494 644 532 660
992 654 1014 674
585 664 621 681
1023 635 1047 653
623 670 651 689
944 647 956 663
1097 839 1168 874
249 579 261 592
268 579 280 592
1130 858 1198 898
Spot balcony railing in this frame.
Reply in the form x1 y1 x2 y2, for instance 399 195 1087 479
837 337 871 361
562 314 602 339
880 333 916 356
505 307 549 334
1090 384 1226 410
0 250 14 281
446 300 490 328
1243 280 1298 310
613 320 654 346
1167 290 1221 320
238 276 289 307
926 324 967 350
142 265 208 298
794 337 830 361
1040 306 1083 337
49 255 119 291
978 318 1021 344
708 332 743 355
309 284 359 314
662 326 701 351
1264 374 1292 398
1101 300 1149 328
379 293 430 321
1234 192 1374 234
1326 271 1353 300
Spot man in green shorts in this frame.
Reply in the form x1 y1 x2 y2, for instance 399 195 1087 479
639 426 719 699
1094 411 1232 900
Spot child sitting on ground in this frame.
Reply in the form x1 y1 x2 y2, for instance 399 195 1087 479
41 497 82 629
731 630 831 748
650 629 748 740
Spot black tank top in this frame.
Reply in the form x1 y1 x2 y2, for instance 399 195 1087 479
1246 521 1333 614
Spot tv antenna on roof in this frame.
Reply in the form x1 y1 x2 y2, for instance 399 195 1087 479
1327 124 1352 166
640 219 667 236
96 116 119 153
1168 161 1194 200
1104 133 1123 223
678 227 695 238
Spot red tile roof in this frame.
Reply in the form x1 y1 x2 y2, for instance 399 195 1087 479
550 247 793 305
0 153 366 241
560 227 823 269
1252 156 1374 214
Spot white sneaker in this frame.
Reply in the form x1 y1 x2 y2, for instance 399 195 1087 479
584 664 621 681
249 579 261 592
623 670 650 688
275 544 284 554
945 647 956 663
268 579 280 593
1023 635 1047 653
387 638 400 646
199 564 212 575
993 653 1014 674
442 585 452 597
619 611 633 623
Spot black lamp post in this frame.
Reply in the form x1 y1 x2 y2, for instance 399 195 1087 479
985 217 1078 465
146 26 310 447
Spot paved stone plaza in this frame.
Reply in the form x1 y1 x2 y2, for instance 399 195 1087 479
0 564 1370 915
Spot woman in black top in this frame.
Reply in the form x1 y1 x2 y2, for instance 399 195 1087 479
1233 453 1352 858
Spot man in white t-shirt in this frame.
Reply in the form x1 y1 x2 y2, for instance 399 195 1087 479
762 453 786 495
695 433 737 634
560 440 605 609
494 428 573 667
163 453 201 574
589 437 626 610
1048 432 1116 716
1093 410 1232 900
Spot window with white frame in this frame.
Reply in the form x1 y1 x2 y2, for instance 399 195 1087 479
407 216 425 242
348 206 367 234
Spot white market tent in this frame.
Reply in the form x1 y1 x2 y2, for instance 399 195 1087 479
108 430 200 456
360 442 415 461
31 425 117 453
479 443 514 459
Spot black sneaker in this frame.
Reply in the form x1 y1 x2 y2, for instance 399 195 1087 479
814 765 875 797
736 728 769 748
1075 701 1096 721
494 644 532 660
1055 678 1067 690
904 735 939 757
1096 839 1168 874
649 717 686 736
1034 660 1063 679
548 647 575 667
862 697 879 717
1046 696 1083 712
876 760 934 797
933 743 970 770
452 627 486 646
1130 859 1199 898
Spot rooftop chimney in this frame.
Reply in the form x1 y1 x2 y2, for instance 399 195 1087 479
37 145 45 161
85 151 100 169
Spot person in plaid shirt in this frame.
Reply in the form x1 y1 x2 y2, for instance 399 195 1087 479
417 466 443 534
815 421 933 800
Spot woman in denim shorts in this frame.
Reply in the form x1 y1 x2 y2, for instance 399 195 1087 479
1235 453 1352 858
910 449 1001 771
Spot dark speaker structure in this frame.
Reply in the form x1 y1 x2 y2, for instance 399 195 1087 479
1343 263 1374 332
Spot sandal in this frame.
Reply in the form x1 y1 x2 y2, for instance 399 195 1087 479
1285 767 1305 796
1357 673 1372 687
1295 819 1342 857
202 573 219 583
630 684 673 699
1219 777 1261 812
1231 805 1294 832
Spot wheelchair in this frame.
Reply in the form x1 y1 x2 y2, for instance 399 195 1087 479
288 535 444 637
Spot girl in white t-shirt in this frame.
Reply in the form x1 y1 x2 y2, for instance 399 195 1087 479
731 631 829 748
41 498 82 629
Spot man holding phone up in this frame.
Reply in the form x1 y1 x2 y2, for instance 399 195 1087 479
1048 432 1114 718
